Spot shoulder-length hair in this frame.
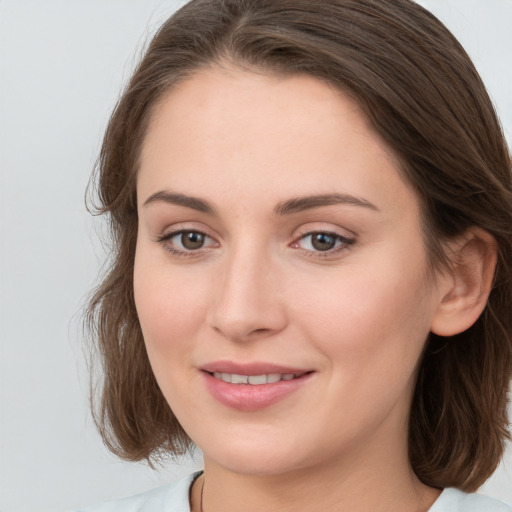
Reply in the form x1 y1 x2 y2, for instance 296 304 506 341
86 0 512 491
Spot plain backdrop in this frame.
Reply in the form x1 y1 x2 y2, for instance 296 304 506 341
0 1 511 511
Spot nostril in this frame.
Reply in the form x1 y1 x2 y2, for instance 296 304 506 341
252 328 269 334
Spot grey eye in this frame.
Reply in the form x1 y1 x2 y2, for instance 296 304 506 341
296 231 354 254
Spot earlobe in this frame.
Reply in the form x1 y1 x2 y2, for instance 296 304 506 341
430 228 497 337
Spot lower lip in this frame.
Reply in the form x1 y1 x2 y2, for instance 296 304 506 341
202 372 314 411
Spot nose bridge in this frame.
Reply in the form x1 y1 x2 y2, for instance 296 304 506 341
208 237 286 341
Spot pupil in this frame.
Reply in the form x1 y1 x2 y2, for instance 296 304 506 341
312 233 335 251
181 231 204 250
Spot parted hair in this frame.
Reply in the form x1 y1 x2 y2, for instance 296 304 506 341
86 0 512 491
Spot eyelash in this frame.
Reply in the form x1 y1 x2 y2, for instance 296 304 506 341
155 229 356 259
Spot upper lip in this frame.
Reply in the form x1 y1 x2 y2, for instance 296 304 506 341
201 361 312 376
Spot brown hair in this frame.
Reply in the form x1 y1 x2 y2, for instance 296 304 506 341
86 0 512 491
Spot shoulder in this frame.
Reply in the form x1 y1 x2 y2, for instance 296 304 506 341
74 471 201 512
430 488 512 512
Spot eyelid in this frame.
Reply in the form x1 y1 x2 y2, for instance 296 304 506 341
158 229 217 244
292 231 355 247
155 221 218 241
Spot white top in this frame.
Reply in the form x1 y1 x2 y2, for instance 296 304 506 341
76 471 511 512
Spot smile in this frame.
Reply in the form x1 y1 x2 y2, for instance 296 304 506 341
202 365 315 411
211 372 303 385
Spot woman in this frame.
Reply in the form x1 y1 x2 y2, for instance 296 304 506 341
81 0 512 510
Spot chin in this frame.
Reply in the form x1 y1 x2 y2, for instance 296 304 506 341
200 432 317 476
211 453 303 476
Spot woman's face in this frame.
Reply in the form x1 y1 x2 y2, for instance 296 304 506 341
134 67 445 476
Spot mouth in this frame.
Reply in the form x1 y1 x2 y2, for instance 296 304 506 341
200 362 315 411
208 371 309 385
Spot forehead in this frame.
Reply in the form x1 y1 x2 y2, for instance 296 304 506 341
143 67 377 163
138 66 417 220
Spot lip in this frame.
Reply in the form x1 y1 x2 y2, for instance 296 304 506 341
200 360 315 411
201 360 310 376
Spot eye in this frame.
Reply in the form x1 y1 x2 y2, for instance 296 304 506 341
293 231 355 255
156 229 218 255
177 231 208 250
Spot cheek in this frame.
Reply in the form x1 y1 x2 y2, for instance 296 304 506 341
133 246 208 360
292 247 434 382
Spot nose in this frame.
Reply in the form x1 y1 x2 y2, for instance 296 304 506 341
207 244 287 342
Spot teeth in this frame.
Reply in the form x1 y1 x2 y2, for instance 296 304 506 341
212 372 300 385
248 374 267 385
231 374 248 384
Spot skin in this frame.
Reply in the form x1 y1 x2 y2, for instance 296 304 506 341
134 66 452 511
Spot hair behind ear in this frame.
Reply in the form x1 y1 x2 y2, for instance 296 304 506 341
410 230 510 491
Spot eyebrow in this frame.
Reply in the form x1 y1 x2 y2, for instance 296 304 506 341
143 191 216 214
142 191 379 215
274 193 379 215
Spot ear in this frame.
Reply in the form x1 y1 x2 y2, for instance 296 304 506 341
430 228 497 337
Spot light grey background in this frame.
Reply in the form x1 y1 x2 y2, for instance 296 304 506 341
0 1 510 511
